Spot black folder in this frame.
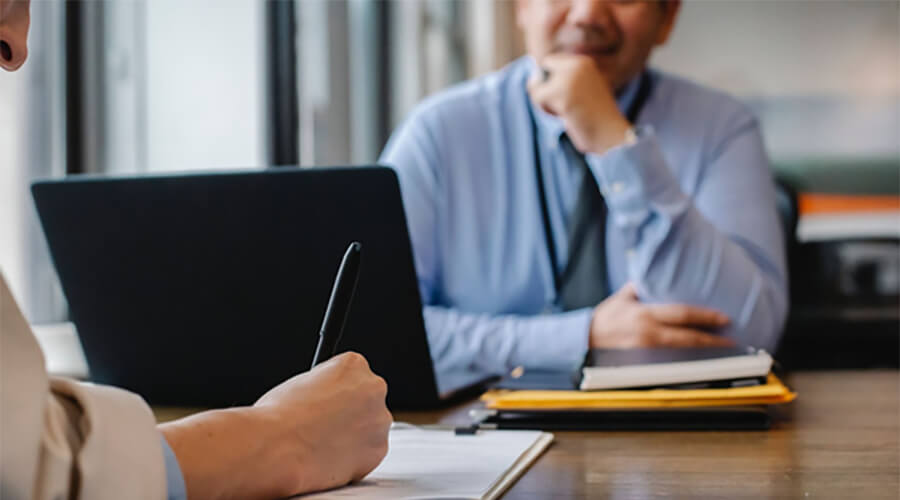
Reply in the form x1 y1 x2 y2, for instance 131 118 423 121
483 406 773 431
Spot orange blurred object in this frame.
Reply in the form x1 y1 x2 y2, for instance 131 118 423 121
799 193 900 215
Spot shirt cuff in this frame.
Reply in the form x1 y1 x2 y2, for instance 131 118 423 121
510 308 593 371
586 128 686 230
160 434 188 500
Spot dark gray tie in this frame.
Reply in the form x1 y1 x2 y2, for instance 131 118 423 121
556 135 609 311
529 73 653 311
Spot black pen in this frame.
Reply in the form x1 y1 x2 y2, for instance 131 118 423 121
310 242 362 368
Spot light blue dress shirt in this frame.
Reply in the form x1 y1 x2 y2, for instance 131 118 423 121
380 56 788 392
161 435 188 500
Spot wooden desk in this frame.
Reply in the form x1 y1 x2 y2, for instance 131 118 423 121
155 371 899 499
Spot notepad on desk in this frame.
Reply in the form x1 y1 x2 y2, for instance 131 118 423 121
494 346 773 392
580 346 773 390
297 427 553 500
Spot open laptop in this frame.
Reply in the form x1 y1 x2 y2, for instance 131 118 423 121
32 167 481 410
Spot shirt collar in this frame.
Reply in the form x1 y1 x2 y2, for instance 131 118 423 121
524 56 643 150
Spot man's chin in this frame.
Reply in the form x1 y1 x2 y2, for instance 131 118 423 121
582 54 621 84
561 49 617 71
586 52 617 69
543 48 624 87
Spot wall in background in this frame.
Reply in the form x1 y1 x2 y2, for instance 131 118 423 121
0 1 67 322
3 0 897 322
652 0 898 97
651 0 899 162
1 0 268 321
0 52 28 312
128 0 266 172
474 0 900 163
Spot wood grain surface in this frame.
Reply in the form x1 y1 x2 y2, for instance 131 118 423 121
155 370 900 499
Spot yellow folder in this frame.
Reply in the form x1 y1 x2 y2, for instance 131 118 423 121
482 373 797 410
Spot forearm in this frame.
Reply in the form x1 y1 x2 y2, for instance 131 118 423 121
158 407 301 500
632 202 787 349
424 305 592 389
589 133 788 349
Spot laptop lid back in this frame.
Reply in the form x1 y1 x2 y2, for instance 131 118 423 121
32 167 440 409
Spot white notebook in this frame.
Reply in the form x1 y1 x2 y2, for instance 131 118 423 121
581 347 773 390
296 427 553 500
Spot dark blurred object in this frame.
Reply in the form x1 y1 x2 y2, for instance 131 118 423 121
773 176 900 369
776 158 899 196
774 178 799 256
778 238 900 369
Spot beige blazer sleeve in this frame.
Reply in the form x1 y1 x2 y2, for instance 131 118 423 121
1 273 167 500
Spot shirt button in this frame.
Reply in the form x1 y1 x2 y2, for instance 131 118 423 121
626 249 636 259
612 182 625 194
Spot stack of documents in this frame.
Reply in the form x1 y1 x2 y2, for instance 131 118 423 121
482 373 796 410
479 347 796 430
478 375 795 430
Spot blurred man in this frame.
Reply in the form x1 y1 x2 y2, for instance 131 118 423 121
381 0 787 389
0 1 391 498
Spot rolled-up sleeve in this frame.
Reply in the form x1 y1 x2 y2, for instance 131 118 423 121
587 122 788 351
423 306 592 391
45 377 169 499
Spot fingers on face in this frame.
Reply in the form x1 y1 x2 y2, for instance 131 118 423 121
527 57 580 114
538 53 565 70
527 74 560 114
539 52 583 71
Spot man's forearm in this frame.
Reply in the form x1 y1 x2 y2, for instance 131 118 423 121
424 305 592 390
632 203 787 349
587 132 788 349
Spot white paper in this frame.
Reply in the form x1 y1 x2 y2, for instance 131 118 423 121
296 428 552 500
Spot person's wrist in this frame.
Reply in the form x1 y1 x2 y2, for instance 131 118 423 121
160 405 304 500
245 404 318 498
623 125 639 146
587 116 632 154
588 305 603 348
218 406 301 499
589 303 623 349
